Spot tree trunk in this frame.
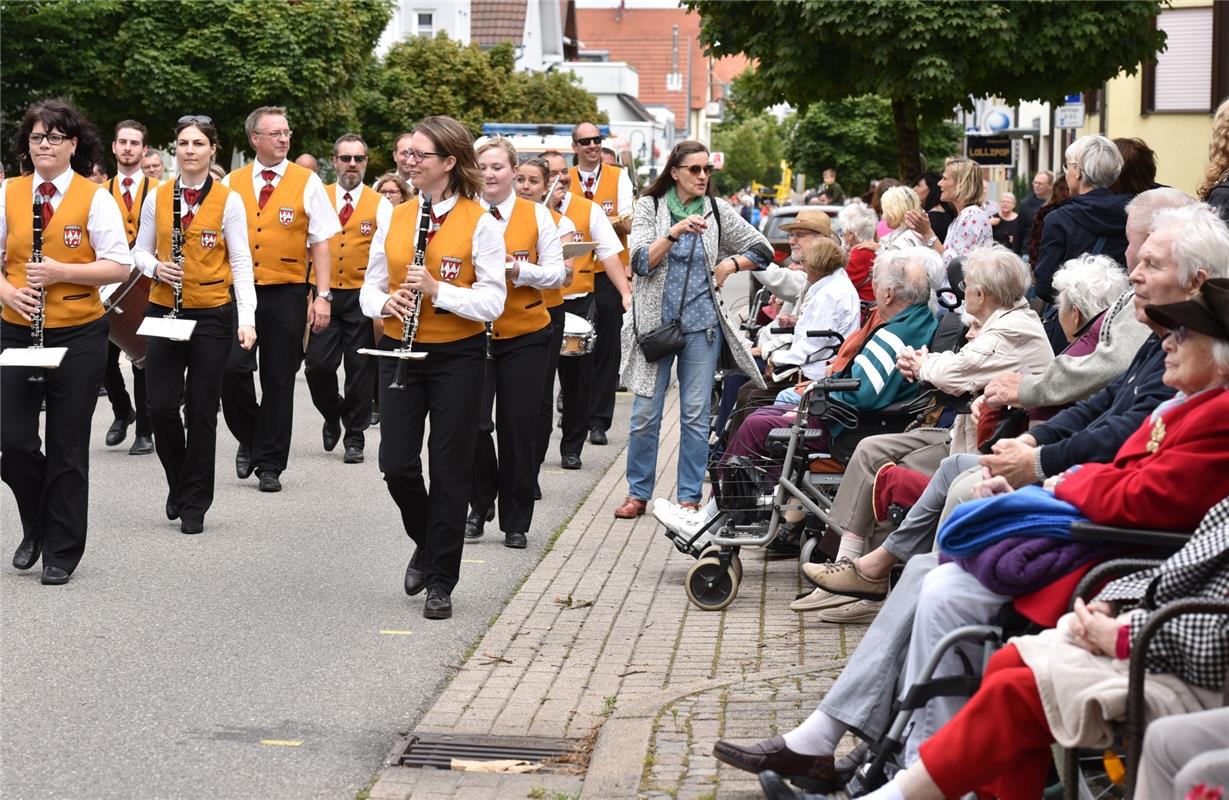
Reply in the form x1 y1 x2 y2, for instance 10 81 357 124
891 96 922 183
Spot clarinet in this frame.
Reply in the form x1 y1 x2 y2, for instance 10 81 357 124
168 182 185 318
28 195 47 383
389 192 432 391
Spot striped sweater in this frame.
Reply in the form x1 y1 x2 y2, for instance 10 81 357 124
832 302 938 413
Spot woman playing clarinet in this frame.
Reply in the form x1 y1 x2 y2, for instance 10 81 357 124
0 99 132 585
133 116 257 535
359 116 505 620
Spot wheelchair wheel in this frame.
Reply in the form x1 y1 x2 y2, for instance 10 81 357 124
798 535 829 581
685 557 739 611
700 546 743 583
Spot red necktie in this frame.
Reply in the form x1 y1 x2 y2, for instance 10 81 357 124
122 176 134 211
258 169 276 210
584 175 595 200
339 192 354 226
489 204 502 221
182 188 200 229
37 182 56 227
427 207 447 244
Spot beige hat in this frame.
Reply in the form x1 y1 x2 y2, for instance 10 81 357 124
780 209 836 240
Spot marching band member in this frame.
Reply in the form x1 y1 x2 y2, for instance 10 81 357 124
133 116 257 535
464 139 567 548
304 134 393 465
220 106 340 494
101 118 156 454
360 115 506 620
544 150 629 471
0 99 131 585
569 122 633 448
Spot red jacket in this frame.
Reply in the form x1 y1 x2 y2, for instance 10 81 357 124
1055 387 1229 531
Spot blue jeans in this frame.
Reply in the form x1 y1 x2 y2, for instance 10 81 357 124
626 327 723 503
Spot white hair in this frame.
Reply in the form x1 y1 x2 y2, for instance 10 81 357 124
1052 253 1130 322
1065 134 1123 190
838 203 878 243
1154 203 1229 287
874 246 940 309
962 244 1032 307
1125 187 1196 234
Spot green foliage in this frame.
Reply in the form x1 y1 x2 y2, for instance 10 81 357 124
711 113 784 194
783 97 962 196
0 0 393 170
686 0 1167 180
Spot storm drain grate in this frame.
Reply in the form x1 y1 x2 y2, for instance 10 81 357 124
398 732 579 770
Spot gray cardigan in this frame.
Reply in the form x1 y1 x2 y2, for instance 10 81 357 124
621 194 773 397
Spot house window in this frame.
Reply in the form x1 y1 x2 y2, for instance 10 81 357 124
415 11 434 38
1142 4 1228 113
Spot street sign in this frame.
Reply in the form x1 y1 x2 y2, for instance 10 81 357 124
965 135 1012 165
1056 103 1085 129
709 151 725 170
1064 93 1083 105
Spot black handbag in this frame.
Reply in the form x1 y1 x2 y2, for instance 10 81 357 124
632 230 697 363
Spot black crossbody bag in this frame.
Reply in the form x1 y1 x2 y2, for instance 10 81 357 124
632 231 696 363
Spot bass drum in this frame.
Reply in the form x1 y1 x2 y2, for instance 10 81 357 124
102 267 151 368
560 312 596 357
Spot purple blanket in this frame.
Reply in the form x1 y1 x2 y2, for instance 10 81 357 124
946 535 1111 596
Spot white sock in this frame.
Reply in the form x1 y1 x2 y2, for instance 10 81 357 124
782 708 845 756
836 532 865 563
858 776 905 800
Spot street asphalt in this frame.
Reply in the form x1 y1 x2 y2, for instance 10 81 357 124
0 364 630 799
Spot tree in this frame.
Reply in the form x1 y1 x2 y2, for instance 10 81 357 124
783 97 962 198
0 0 393 170
711 114 783 195
685 0 1167 182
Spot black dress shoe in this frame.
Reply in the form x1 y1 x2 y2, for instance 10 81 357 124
12 538 40 570
588 426 608 446
129 434 154 455
404 556 426 596
561 454 582 470
343 445 364 464
166 496 180 521
712 736 845 792
423 586 452 619
180 519 204 534
40 565 70 585
759 770 814 800
504 531 528 549
257 471 282 493
464 510 486 540
322 418 341 452
105 412 135 446
236 444 253 479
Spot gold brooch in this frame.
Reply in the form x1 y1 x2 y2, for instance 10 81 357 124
1146 417 1166 453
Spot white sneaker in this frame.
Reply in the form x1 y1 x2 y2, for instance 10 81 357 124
816 599 884 624
790 588 857 613
652 498 717 537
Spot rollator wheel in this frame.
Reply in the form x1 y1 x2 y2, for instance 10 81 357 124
798 536 828 581
700 546 743 583
685 557 739 611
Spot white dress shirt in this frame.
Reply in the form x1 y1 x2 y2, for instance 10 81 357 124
576 163 634 217
0 168 133 268
360 193 507 323
132 181 257 328
333 183 394 234
221 158 341 245
770 268 861 381
484 192 566 290
559 193 623 300
556 214 577 240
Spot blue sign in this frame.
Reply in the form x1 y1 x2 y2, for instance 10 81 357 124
1064 93 1083 105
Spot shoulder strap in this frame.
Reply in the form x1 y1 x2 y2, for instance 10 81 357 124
710 196 722 245
1090 236 1107 255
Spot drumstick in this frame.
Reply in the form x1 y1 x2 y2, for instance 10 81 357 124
543 175 560 207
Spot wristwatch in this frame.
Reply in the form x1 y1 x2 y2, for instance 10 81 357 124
317 290 333 302
925 236 939 248
666 232 679 243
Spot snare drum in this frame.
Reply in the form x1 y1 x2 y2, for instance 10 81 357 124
103 267 151 368
560 312 596 357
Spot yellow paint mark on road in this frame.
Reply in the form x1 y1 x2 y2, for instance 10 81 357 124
462 559 486 564
261 739 303 747
543 469 565 474
379 629 414 636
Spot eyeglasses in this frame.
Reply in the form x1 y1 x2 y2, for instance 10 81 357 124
679 164 715 176
574 136 603 147
28 132 70 146
178 115 213 125
1064 161 1078 170
397 149 444 163
334 154 367 163
256 129 293 139
787 230 817 240
1170 325 1192 345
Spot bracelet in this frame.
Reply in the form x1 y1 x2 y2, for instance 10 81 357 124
666 232 679 243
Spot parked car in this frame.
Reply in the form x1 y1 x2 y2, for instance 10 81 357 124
761 204 844 265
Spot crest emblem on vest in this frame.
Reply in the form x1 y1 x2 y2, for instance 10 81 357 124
199 229 219 250
63 225 83 248
278 207 295 226
512 250 530 261
601 200 614 215
439 256 463 282
360 219 374 237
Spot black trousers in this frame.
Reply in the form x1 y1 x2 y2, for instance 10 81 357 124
304 288 374 449
471 325 550 534
377 332 485 594
103 340 151 436
588 272 623 433
144 303 233 525
1 317 108 574
221 283 307 476
557 294 594 458
535 306 566 472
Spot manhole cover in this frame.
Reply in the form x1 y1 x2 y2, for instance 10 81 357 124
399 732 579 770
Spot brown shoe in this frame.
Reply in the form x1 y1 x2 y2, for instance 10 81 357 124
712 735 846 792
613 497 647 519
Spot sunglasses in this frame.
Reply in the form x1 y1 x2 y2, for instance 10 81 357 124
679 164 715 176
1170 325 1192 345
335 154 367 163
178 115 213 125
574 136 603 146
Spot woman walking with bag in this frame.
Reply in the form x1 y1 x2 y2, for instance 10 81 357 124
615 141 773 519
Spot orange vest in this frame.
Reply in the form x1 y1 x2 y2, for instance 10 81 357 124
542 207 567 309
151 182 233 309
316 183 379 290
228 162 310 285
2 173 104 328
493 197 550 340
570 162 628 266
561 194 598 295
106 172 157 246
384 196 486 344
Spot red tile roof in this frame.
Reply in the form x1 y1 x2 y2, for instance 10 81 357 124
472 0 527 47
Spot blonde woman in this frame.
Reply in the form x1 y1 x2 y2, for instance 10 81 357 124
1198 97 1229 222
905 156 992 266
879 185 924 251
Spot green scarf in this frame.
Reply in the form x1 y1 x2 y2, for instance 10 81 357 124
666 186 706 221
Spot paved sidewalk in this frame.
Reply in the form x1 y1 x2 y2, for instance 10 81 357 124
369 389 865 799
